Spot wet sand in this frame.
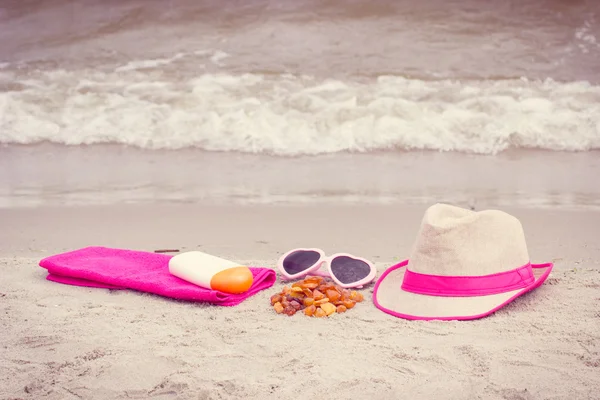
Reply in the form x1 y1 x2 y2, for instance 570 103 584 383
2 145 600 210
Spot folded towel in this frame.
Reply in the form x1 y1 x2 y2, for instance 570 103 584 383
39 246 276 306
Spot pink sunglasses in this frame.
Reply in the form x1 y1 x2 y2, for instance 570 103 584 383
276 248 377 289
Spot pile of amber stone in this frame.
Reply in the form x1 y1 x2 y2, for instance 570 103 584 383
270 275 364 317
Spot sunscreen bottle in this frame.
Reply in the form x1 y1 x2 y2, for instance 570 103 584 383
168 251 253 294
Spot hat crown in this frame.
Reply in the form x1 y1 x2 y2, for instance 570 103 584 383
408 204 530 277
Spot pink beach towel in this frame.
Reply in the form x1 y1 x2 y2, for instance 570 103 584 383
39 246 277 306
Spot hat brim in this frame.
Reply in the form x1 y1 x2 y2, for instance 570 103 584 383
372 261 553 321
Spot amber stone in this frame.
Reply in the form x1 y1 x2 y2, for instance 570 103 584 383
342 300 356 309
350 291 364 302
304 305 317 316
270 277 362 318
289 291 304 300
283 306 297 316
326 289 341 302
320 302 336 316
312 289 325 300
314 308 326 318
270 294 282 305
314 298 330 305
304 276 324 284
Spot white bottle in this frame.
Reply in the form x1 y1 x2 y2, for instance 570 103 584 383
168 251 254 294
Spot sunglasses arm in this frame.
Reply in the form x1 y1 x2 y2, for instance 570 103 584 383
309 269 330 278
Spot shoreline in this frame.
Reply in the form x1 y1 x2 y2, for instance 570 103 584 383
2 145 600 210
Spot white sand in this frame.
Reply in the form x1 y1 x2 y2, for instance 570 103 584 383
1 204 599 399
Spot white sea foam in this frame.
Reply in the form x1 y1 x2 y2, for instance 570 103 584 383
209 51 230 66
0 67 599 155
114 55 186 72
113 50 224 72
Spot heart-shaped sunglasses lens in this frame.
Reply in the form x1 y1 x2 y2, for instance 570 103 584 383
282 250 321 275
330 256 372 284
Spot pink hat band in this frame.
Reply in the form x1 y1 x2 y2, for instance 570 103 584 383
400 261 539 297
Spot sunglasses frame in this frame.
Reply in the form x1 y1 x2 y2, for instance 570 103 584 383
276 248 377 289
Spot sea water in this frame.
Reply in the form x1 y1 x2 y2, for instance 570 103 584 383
0 0 599 208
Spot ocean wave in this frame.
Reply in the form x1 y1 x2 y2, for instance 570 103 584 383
0 66 599 155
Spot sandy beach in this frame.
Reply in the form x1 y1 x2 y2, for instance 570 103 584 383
2 0 600 398
1 204 599 399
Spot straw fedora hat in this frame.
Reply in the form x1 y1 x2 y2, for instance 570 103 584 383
373 203 553 320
